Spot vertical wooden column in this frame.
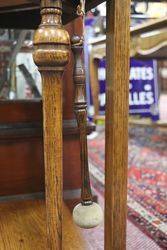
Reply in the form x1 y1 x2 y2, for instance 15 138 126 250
105 0 130 250
33 1 70 249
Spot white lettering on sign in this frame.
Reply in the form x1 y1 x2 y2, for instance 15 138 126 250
98 68 106 81
99 93 106 107
130 67 154 81
96 63 156 109
129 91 154 106
98 66 154 81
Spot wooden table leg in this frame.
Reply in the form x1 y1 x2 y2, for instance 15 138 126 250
33 1 70 249
105 0 130 249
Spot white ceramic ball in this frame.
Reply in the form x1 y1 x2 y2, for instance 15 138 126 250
73 202 103 229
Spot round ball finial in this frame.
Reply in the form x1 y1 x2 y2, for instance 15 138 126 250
73 202 103 229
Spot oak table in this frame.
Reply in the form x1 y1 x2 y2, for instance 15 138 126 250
0 0 130 249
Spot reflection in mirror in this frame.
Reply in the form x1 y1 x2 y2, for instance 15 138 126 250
0 29 41 100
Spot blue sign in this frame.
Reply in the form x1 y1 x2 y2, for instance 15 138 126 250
129 59 159 120
87 58 159 121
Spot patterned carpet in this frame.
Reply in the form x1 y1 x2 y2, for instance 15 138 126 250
88 125 167 249
82 191 162 250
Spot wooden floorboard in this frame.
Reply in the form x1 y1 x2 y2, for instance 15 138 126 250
0 199 86 250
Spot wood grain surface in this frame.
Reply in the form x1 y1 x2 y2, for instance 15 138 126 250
71 35 93 205
0 199 86 250
0 100 42 123
33 1 70 248
41 73 64 250
105 0 130 249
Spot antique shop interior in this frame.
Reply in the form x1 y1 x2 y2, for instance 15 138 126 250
0 0 166 249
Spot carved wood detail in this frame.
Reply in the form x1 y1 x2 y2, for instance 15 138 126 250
71 35 93 205
33 0 70 249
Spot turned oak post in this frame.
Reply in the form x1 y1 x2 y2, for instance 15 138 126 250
71 33 102 229
71 36 93 205
33 0 70 249
105 0 130 249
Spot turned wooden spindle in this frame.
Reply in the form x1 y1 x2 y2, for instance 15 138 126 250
33 0 70 249
71 35 103 229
